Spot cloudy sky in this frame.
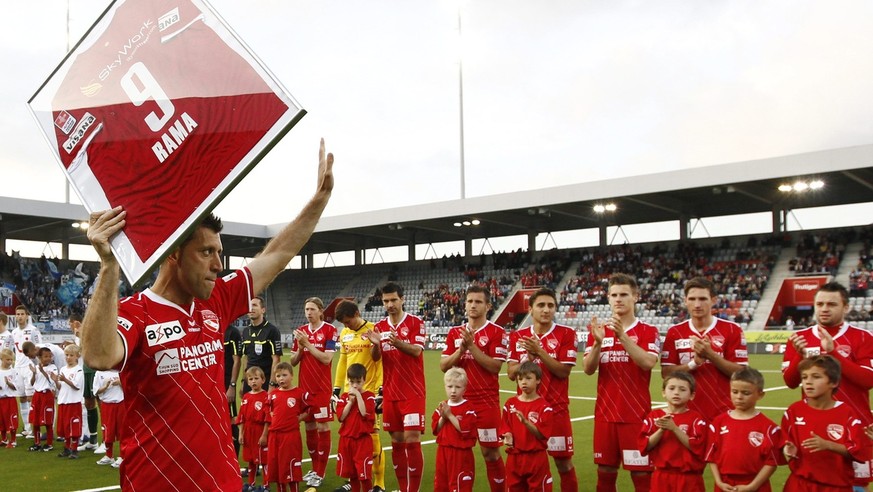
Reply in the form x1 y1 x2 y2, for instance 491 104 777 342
3 0 873 226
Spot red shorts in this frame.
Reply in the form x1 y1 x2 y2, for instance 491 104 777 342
651 469 704 492
29 391 55 426
506 451 553 491
720 473 770 492
303 392 334 424
0 397 18 432
336 434 373 480
242 421 267 463
470 400 502 448
546 407 574 458
56 403 82 438
99 401 125 443
784 475 851 492
593 421 652 471
267 430 303 484
383 397 425 433
434 445 475 492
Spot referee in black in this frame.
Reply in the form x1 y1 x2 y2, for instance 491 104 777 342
240 296 283 393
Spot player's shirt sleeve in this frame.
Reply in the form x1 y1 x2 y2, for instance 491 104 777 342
724 325 748 365
362 392 376 425
688 415 711 456
781 331 803 388
764 423 784 467
431 406 443 435
638 412 657 454
660 327 680 366
642 325 662 356
336 394 349 422
557 328 577 366
116 298 142 373
533 403 553 440
333 330 348 389
847 411 872 463
830 329 873 390
507 332 522 363
442 328 459 358
72 367 84 391
324 325 339 353
411 317 426 349
459 405 478 437
269 325 283 356
31 329 41 344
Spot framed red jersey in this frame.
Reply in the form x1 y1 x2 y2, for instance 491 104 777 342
28 0 305 286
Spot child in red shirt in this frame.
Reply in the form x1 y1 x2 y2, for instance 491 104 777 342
238 366 269 492
264 362 310 492
432 367 478 492
335 363 376 492
500 361 554 491
639 371 710 492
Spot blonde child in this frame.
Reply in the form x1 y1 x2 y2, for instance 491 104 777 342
0 348 18 447
500 361 553 491
782 355 871 490
639 371 710 492
28 346 57 451
55 344 84 458
93 369 124 467
264 362 309 492
706 367 782 492
336 363 376 492
238 366 269 492
433 367 478 492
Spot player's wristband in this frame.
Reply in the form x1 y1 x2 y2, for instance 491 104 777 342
687 360 699 371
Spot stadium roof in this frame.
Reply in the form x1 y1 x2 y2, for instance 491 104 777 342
2 143 872 260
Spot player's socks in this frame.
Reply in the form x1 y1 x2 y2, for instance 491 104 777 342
45 425 53 443
391 442 408 491
630 472 652 492
69 436 78 452
316 429 331 476
596 468 619 492
372 432 385 489
485 457 506 491
406 441 423 492
558 467 578 492
87 408 98 444
305 428 318 468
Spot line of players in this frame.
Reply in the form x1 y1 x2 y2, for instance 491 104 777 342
235 274 873 492
0 308 126 466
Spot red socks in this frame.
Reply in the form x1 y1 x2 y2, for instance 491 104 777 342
391 442 408 491
630 472 652 492
485 457 507 491
558 467 578 492
316 430 331 476
406 441 423 491
596 468 619 492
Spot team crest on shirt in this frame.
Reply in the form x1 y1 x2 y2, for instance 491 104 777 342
827 424 845 440
836 344 852 358
400 327 409 338
201 310 220 333
547 339 558 350
528 412 540 424
254 401 263 411
287 398 297 408
710 335 725 348
679 424 689 433
748 431 764 447
478 336 489 347
315 332 324 343
628 335 638 344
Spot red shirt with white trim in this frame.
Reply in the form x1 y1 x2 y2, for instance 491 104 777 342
585 319 661 423
267 387 309 433
115 267 252 491
291 321 338 396
374 313 426 401
661 318 748 420
337 391 376 438
638 408 710 473
441 321 509 407
500 396 553 453
508 323 578 411
432 399 478 449
237 390 269 426
705 411 782 476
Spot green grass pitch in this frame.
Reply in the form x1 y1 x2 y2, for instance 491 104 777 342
0 354 824 490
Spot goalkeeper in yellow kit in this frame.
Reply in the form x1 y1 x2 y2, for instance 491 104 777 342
333 300 385 492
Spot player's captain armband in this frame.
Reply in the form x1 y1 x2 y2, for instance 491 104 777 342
478 428 499 443
675 339 693 350
325 339 337 351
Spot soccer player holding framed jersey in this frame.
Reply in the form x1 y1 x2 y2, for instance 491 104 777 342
583 274 660 491
661 277 748 421
80 140 332 491
290 296 338 488
440 285 508 491
365 282 426 492
782 282 873 487
507 288 579 492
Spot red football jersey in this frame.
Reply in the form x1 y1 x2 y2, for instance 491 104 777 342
238 390 269 426
782 322 873 424
115 267 252 491
374 313 426 401
500 396 553 453
508 323 578 411
291 321 338 396
49 0 289 261
441 321 509 407
432 399 478 449
585 319 661 423
705 411 782 476
639 408 710 473
267 387 309 433
781 400 871 487
661 318 749 420
336 391 376 438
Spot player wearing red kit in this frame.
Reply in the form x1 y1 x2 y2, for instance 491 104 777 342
501 361 554 492
782 282 873 486
290 297 338 488
238 366 269 491
583 274 660 492
365 282 426 492
81 140 333 491
265 363 310 492
433 367 479 492
439 285 508 491
336 363 377 492
661 277 748 421
782 355 872 491
639 372 710 492
507 288 578 492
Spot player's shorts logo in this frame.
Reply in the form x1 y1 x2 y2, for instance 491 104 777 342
154 348 181 375
827 424 845 440
748 431 764 447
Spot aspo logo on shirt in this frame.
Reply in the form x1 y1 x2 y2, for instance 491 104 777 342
145 322 186 347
